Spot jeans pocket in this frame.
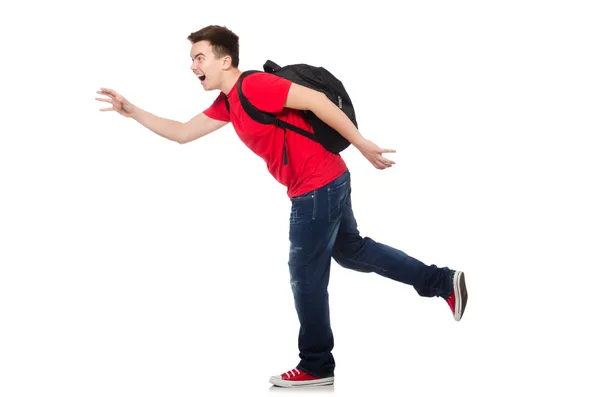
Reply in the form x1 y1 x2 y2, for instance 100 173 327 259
290 192 315 225
327 178 349 223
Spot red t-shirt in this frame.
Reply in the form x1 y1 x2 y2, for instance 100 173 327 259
203 71 348 198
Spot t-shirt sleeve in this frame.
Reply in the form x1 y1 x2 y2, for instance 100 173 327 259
242 72 293 113
202 92 231 122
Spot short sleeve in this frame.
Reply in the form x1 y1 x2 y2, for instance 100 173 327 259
242 72 293 113
203 92 230 122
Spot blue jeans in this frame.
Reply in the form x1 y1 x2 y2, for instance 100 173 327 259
287 169 454 377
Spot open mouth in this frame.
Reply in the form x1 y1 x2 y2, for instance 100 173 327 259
197 73 206 82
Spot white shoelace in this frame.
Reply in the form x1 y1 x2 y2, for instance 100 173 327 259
284 368 300 378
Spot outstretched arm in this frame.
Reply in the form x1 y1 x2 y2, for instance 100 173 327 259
96 87 227 144
179 112 229 143
131 107 227 144
284 83 396 170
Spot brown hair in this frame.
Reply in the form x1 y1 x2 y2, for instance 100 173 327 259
187 25 240 68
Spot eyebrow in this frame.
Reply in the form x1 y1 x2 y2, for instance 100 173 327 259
191 52 205 59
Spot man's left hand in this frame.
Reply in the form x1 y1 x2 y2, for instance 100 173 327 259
356 139 396 170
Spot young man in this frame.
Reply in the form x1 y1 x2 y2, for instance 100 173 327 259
96 25 468 388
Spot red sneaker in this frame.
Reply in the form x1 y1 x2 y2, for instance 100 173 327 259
446 270 468 321
269 368 334 388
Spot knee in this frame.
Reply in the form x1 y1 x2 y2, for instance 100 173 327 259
333 235 367 261
332 246 372 273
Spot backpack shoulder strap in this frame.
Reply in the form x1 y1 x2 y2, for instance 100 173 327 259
236 70 316 140
237 70 274 124
223 94 230 113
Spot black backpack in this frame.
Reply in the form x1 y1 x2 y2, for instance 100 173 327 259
224 60 358 165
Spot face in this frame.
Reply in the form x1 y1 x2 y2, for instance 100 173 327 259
190 40 230 91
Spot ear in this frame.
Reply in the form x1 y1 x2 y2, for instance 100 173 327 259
221 55 232 69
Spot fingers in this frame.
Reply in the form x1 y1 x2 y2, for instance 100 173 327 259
97 91 112 99
99 87 117 96
96 94 124 113
376 148 395 167
96 96 116 111
380 148 396 154
373 154 395 170
97 88 125 105
370 160 389 170
96 92 124 107
380 153 395 165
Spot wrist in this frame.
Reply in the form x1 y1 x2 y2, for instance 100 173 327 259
130 105 142 120
353 136 369 151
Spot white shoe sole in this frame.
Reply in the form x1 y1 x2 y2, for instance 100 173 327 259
269 375 334 388
453 270 468 321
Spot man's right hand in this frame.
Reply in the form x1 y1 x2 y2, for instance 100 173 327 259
96 88 136 118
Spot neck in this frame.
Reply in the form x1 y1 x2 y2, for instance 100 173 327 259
220 68 243 95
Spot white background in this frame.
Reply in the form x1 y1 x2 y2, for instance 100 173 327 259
1 0 599 395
